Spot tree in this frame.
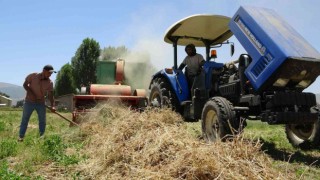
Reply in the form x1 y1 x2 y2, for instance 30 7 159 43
15 99 24 107
100 46 128 61
54 63 77 97
0 91 10 98
71 38 100 89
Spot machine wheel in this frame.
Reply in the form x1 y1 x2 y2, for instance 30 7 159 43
149 77 181 112
285 105 320 149
201 97 238 142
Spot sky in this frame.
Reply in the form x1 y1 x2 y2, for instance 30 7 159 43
1 0 320 93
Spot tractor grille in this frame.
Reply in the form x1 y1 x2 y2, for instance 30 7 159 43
219 82 240 97
252 57 271 77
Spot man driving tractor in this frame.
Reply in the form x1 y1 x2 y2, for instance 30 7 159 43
178 43 205 89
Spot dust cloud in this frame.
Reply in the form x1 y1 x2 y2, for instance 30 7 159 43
122 38 172 94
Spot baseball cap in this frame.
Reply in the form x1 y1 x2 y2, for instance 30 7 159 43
43 65 57 73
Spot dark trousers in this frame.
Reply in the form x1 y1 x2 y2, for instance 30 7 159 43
19 101 46 138
187 75 196 90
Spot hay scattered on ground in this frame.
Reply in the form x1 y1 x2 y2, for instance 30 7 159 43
70 102 292 179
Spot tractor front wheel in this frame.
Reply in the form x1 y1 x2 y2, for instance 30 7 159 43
201 97 239 142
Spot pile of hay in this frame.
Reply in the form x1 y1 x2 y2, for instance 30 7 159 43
72 102 291 179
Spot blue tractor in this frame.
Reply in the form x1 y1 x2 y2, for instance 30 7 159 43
149 6 320 148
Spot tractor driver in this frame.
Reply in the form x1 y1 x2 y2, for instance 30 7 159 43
178 43 205 89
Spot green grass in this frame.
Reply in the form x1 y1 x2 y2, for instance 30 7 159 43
0 108 83 178
243 121 320 179
244 121 295 150
0 139 18 159
0 161 25 180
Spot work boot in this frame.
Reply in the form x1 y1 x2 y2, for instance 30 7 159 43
18 137 24 142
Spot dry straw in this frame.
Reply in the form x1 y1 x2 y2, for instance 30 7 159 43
70 101 292 179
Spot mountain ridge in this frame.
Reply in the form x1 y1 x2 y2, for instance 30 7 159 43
0 82 25 105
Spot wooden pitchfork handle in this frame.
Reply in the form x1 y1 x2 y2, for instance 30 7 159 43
45 105 79 127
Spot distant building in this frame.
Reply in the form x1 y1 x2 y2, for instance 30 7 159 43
0 95 12 107
55 94 74 111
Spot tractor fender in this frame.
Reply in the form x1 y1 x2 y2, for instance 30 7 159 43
149 68 190 102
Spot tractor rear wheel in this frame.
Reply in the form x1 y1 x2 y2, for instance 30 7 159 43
201 97 239 142
285 105 320 149
149 77 181 112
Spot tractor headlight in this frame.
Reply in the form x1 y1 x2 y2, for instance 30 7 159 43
273 78 289 87
296 80 311 88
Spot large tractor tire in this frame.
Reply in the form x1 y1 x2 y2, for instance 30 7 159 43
149 77 181 112
285 104 320 149
201 97 239 142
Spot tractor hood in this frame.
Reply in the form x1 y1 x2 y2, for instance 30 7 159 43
164 14 233 47
229 6 320 91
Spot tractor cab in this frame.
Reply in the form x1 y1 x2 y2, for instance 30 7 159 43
149 14 235 121
164 14 235 100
